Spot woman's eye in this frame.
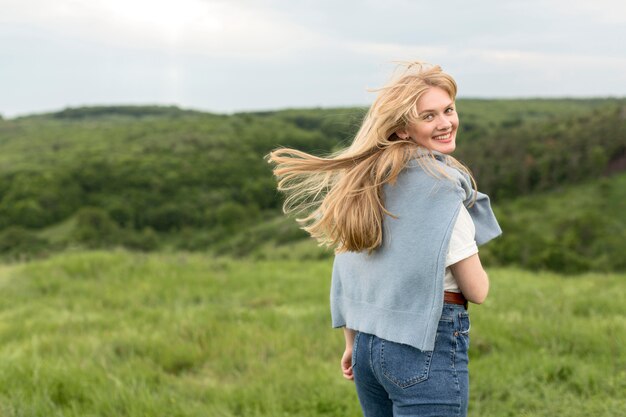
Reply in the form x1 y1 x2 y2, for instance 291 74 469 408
423 114 434 121
445 107 455 113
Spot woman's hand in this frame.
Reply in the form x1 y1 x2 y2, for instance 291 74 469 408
341 346 354 381
341 327 356 381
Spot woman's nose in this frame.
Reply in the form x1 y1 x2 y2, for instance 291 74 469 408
437 118 452 130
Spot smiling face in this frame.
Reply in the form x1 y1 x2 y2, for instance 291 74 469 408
399 87 459 154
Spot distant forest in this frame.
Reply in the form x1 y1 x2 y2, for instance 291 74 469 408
0 99 624 272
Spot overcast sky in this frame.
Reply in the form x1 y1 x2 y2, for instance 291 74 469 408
2 0 625 118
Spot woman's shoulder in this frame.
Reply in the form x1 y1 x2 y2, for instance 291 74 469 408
403 155 468 189
398 157 473 205
383 161 469 208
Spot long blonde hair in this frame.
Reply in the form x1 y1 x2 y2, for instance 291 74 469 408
267 61 476 253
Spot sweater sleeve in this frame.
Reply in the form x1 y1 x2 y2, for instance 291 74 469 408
452 167 502 246
465 191 502 246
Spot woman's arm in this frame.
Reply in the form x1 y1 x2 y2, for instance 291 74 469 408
341 327 356 381
450 253 489 304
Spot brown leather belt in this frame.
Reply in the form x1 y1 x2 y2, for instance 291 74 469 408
444 291 468 309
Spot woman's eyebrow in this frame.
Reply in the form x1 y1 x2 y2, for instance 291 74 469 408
418 102 454 114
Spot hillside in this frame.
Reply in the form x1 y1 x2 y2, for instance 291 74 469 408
222 172 626 274
0 100 624 271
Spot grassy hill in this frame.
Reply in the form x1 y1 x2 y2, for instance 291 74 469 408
485 172 626 272
0 250 623 416
0 100 624 271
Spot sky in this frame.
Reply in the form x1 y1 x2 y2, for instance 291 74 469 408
2 0 625 118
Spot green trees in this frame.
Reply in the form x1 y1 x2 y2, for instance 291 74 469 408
484 175 626 273
455 104 626 199
0 101 624 271
71 207 120 247
0 172 82 229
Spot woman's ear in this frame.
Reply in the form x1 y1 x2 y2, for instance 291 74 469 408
395 129 410 140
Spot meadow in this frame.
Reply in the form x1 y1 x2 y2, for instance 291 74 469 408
0 250 624 416
1 101 625 416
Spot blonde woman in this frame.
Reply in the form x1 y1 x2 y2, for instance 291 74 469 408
268 62 501 417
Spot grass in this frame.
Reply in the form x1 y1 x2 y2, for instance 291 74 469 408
0 250 624 416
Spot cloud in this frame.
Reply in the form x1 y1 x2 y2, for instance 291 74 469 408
1 0 330 60
343 41 448 61
449 48 626 97
544 0 626 24
464 48 626 68
1 0 625 117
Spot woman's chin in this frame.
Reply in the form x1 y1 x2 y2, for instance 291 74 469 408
431 141 456 155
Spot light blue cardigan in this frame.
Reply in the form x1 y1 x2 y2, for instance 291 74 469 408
330 155 502 351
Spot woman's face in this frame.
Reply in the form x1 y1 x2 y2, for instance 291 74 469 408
401 87 459 154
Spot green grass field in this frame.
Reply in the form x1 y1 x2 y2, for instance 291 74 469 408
0 250 624 416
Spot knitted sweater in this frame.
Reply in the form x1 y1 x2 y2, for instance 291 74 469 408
330 156 502 351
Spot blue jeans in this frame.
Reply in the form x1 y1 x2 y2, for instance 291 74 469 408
352 303 470 417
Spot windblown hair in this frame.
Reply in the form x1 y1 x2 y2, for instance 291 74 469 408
267 61 476 253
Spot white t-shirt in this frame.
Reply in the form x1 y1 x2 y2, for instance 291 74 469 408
444 205 478 293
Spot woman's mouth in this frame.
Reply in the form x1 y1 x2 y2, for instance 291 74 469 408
432 132 453 142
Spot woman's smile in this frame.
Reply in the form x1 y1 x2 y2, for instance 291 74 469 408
432 132 453 142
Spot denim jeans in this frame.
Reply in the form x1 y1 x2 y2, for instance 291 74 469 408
352 303 470 417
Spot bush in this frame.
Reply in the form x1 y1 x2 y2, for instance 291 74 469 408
173 227 221 251
0 226 50 259
121 227 160 251
71 207 120 248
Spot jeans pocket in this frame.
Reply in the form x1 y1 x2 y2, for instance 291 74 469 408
380 339 433 388
458 312 470 334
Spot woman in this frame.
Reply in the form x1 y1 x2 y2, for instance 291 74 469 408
268 61 501 417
